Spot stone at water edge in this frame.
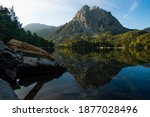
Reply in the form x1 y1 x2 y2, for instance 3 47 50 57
0 40 66 82
8 39 55 61
0 41 23 80
0 79 18 100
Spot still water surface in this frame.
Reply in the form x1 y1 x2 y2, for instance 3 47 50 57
15 48 150 99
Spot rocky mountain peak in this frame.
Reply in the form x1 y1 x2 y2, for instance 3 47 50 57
73 5 112 24
91 5 100 10
72 5 126 33
51 5 128 42
80 5 90 11
73 5 90 22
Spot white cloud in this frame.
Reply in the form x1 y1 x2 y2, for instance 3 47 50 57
124 0 139 19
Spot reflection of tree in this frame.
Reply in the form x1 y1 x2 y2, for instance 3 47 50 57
115 48 150 65
56 48 150 88
57 48 150 65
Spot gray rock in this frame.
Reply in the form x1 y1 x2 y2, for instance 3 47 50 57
0 79 18 100
0 41 23 80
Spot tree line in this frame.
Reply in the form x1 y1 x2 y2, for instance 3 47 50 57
59 31 150 52
0 6 54 47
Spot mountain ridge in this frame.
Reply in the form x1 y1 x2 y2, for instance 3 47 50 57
144 27 150 32
49 5 128 43
24 23 58 38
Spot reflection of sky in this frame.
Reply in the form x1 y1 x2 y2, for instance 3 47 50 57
15 66 150 99
15 82 37 99
116 66 150 79
34 72 82 100
35 66 150 99
33 72 105 100
106 66 150 99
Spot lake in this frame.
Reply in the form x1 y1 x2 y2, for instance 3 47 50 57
14 48 150 100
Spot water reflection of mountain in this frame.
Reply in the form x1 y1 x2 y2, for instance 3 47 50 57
54 48 150 88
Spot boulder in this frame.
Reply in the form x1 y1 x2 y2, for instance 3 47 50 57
0 41 23 80
7 39 55 60
0 41 66 81
0 79 18 100
0 41 66 99
17 56 66 79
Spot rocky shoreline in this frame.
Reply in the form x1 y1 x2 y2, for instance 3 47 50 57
0 40 66 100
0 79 18 100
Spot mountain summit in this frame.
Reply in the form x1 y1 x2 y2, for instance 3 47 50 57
50 5 128 41
73 5 127 33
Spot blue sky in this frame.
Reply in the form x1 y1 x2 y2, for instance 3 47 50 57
0 0 150 29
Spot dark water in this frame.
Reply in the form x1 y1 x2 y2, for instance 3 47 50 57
15 48 150 100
